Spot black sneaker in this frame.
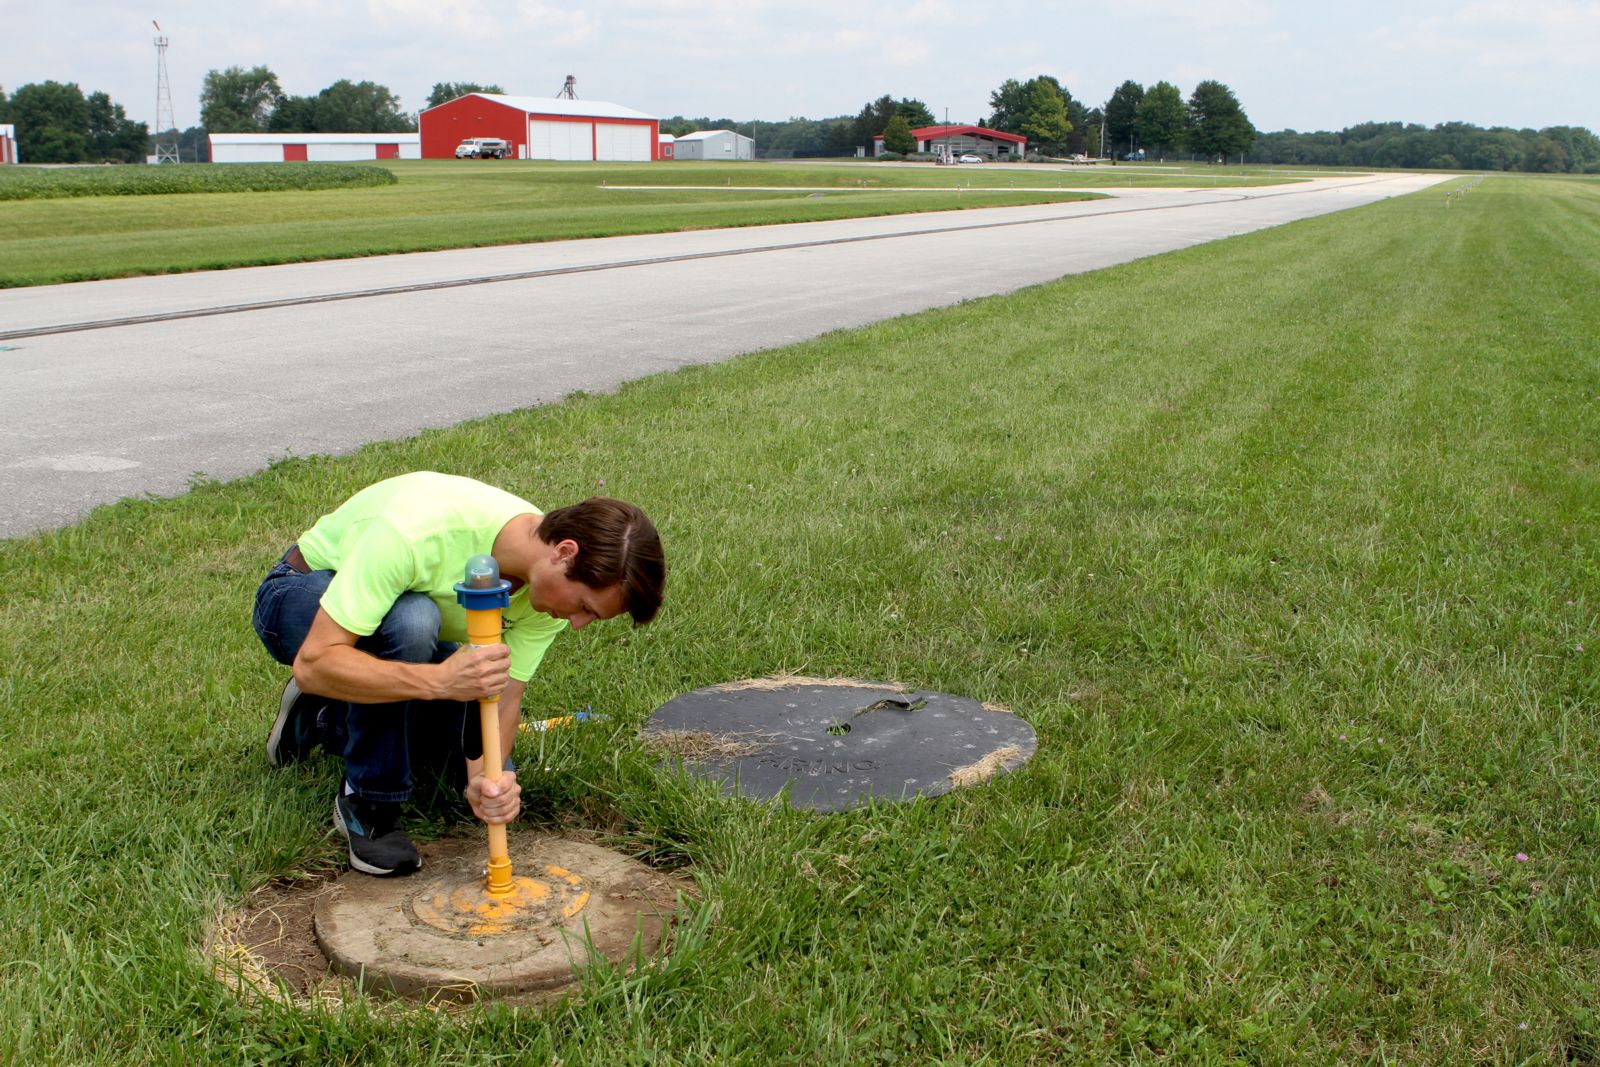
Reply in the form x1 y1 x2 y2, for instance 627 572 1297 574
267 679 324 766
333 791 422 876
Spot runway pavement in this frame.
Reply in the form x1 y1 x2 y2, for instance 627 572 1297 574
0 171 1448 538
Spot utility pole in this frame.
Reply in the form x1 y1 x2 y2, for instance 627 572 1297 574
152 21 180 164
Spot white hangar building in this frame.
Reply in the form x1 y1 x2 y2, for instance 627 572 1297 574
209 133 421 163
672 130 754 161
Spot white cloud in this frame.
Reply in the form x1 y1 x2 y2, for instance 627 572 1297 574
1108 0 1279 31
365 0 508 35
1171 63 1217 87
514 1 599 45
885 39 932 67
621 0 763 12
1371 1 1599 73
900 0 958 25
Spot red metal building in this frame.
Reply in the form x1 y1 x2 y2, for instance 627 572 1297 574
420 93 659 161
873 124 1028 160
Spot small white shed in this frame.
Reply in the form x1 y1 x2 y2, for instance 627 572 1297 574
672 130 754 161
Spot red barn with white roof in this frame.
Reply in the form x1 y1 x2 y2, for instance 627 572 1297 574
420 93 659 161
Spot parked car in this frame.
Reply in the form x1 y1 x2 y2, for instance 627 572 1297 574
455 138 510 159
958 154 984 164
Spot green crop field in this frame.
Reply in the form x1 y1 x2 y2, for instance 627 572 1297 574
2 174 1596 1064
0 162 398 200
0 159 1294 288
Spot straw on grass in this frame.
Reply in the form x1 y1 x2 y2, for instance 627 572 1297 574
713 674 905 693
947 745 1027 788
641 729 773 762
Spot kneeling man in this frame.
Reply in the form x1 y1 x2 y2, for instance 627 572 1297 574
252 471 665 875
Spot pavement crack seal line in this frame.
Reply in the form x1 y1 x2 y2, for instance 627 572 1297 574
0 174 1407 343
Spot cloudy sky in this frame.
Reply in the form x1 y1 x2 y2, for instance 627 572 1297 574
9 0 1596 134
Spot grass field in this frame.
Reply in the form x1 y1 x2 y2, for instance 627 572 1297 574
0 158 1296 288
2 174 1597 1063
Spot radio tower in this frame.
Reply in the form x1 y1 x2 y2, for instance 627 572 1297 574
152 21 180 164
557 75 577 99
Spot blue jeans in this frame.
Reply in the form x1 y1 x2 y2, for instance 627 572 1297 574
252 548 481 803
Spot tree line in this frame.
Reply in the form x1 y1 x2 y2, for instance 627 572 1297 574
1088 79 1256 161
198 71 517 137
0 72 503 164
660 95 937 158
1249 121 1600 173
3 68 1596 174
663 78 1256 162
0 82 150 163
197 65 432 135
980 77 1257 161
656 79 1600 174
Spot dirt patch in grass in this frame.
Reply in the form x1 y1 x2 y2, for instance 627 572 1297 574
205 832 693 1012
205 868 363 1012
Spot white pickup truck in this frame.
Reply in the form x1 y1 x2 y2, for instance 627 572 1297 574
455 137 510 159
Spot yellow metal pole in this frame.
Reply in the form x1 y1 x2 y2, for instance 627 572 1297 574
456 553 516 899
464 605 514 897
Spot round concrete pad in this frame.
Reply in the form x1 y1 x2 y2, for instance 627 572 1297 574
313 833 680 1000
643 678 1037 812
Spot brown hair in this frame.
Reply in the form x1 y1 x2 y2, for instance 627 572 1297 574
536 497 665 625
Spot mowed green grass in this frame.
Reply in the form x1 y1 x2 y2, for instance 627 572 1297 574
2 175 1597 1063
0 158 1295 288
